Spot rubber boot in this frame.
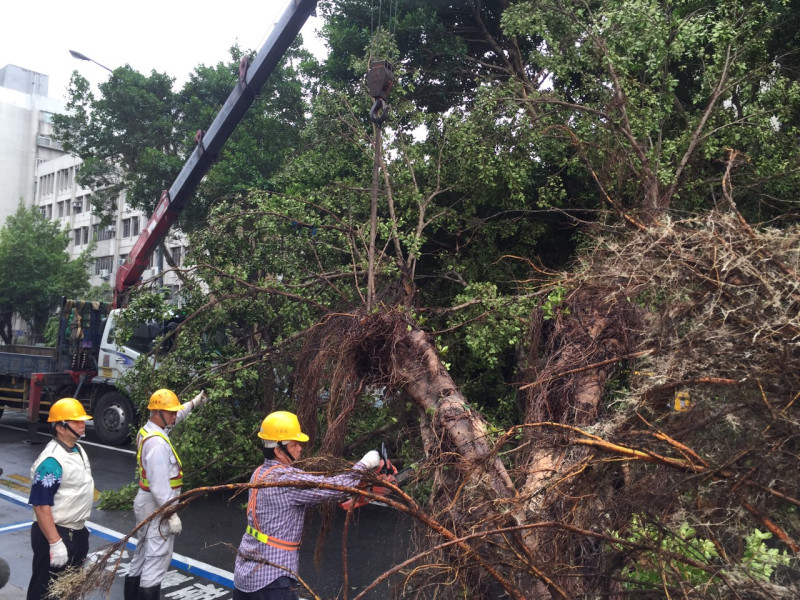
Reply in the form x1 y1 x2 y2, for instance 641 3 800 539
137 584 161 599
123 575 140 600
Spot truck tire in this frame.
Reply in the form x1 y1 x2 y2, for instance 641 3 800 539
93 392 134 446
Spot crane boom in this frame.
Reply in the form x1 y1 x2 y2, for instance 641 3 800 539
114 0 318 307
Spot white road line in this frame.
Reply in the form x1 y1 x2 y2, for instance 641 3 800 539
0 422 136 455
0 487 235 586
0 520 32 533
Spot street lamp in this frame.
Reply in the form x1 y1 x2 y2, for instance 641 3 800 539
69 50 113 73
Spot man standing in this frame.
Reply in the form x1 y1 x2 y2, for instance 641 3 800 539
124 388 208 600
233 410 384 600
27 398 94 600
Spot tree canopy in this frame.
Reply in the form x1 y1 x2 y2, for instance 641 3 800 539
0 203 92 344
57 0 800 598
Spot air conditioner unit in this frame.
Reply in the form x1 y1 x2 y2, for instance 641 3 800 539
99 269 110 279
107 227 116 235
72 201 82 209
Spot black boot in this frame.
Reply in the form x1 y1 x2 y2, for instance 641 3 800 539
124 575 141 600
137 584 161 599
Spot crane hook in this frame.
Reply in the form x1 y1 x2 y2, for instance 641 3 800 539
366 60 394 125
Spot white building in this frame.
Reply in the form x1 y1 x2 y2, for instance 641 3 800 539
0 65 65 222
34 153 186 297
1 64 185 309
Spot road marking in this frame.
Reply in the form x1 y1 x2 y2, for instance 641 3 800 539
0 520 32 533
0 487 235 590
1 479 31 494
2 471 104 501
0 422 136 455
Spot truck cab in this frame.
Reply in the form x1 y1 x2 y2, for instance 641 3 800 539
96 309 158 384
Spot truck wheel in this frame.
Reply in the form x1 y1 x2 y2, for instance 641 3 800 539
93 392 134 445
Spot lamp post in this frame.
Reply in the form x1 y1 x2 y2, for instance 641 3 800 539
69 50 113 73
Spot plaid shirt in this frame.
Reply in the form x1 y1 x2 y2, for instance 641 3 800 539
233 458 368 592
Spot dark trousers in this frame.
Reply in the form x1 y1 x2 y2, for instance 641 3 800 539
27 521 89 600
233 576 300 600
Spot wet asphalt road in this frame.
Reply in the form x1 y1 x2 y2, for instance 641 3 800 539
0 409 409 599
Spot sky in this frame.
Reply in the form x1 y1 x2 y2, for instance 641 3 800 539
1 0 326 102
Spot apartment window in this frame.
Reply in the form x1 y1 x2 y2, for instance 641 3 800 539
57 202 64 218
132 216 140 236
40 207 47 217
74 229 81 245
96 225 116 241
73 197 83 214
82 227 89 245
95 256 114 276
118 254 127 266
43 174 53 195
122 219 130 238
65 201 70 216
57 168 71 191
170 246 182 267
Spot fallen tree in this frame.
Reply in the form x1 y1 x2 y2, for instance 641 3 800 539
290 210 800 599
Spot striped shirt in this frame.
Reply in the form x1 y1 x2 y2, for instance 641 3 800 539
233 459 369 593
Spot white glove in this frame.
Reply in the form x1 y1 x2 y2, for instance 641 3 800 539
359 450 381 470
167 514 182 536
49 539 68 567
190 390 208 409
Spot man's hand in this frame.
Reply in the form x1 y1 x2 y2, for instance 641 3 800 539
49 539 68 567
167 514 182 536
190 391 208 409
359 450 381 470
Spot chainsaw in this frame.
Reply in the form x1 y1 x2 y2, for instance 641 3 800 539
340 442 398 510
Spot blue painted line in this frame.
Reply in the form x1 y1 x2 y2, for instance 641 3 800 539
88 524 137 551
0 488 30 507
1 487 235 589
172 560 234 588
0 520 32 533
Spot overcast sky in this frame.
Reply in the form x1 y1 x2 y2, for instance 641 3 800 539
1 0 325 101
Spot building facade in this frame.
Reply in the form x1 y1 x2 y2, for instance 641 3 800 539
34 153 186 297
0 65 65 224
1 64 185 316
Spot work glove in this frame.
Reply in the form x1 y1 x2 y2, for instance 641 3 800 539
189 390 208 410
49 539 68 567
167 514 182 536
359 450 381 470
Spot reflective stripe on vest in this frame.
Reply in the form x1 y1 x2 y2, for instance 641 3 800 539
137 427 183 491
245 525 301 551
246 464 301 551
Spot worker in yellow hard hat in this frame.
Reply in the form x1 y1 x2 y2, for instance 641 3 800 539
27 398 94 600
233 411 389 599
124 388 210 600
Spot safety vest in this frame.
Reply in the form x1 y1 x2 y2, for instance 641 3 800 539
137 427 183 491
246 464 301 551
31 440 93 529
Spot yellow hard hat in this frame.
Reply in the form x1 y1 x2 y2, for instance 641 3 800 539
48 398 92 422
258 411 309 443
147 389 181 411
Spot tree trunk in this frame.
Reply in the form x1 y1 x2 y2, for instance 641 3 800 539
394 326 515 500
